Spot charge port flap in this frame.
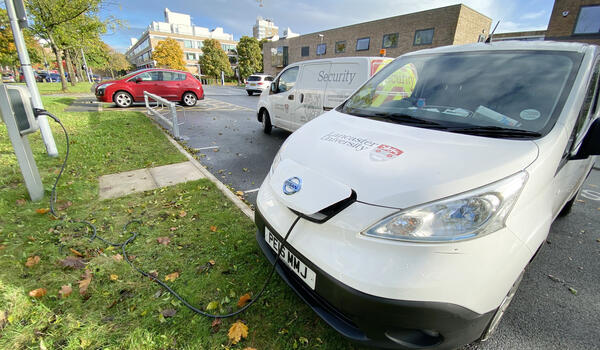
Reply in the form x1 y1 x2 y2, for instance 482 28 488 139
270 158 352 216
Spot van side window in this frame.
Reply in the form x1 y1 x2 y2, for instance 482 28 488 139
277 67 299 93
571 61 599 150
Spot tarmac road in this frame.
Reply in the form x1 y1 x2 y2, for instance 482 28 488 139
176 85 600 349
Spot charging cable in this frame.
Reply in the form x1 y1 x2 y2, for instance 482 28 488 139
35 108 302 318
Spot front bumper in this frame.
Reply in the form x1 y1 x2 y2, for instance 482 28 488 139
255 208 495 349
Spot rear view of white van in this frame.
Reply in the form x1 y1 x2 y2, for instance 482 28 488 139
257 57 391 133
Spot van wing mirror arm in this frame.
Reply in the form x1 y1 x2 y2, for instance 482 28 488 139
571 118 600 160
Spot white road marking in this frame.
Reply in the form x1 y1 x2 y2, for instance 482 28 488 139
244 188 260 194
580 189 600 201
194 146 219 151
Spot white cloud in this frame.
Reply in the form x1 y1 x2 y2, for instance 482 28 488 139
520 10 546 20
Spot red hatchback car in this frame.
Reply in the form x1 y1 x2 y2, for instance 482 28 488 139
95 68 204 108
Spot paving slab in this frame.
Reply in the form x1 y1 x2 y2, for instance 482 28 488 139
99 168 155 200
149 161 204 187
98 161 204 200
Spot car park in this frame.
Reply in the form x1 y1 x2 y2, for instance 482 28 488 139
94 68 204 108
255 41 599 349
245 73 273 95
257 56 392 134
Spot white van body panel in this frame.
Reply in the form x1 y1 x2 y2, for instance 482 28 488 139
257 57 390 132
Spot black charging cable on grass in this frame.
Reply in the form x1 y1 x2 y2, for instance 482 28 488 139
35 108 301 318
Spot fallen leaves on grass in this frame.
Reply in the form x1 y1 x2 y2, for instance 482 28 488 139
228 320 248 344
25 255 40 267
243 348 257 350
0 245 5 250
157 237 171 245
209 225 217 232
29 288 47 298
59 256 86 269
15 198 26 206
79 270 92 295
58 285 72 298
170 227 177 231
206 301 219 311
165 272 179 282
57 201 73 210
179 210 187 218
208 259 215 265
69 248 83 257
237 293 251 308
161 309 177 318
112 254 123 262
110 274 118 281
211 318 222 333
235 191 244 197
36 208 50 214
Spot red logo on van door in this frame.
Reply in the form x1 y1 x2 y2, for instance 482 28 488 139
370 144 403 161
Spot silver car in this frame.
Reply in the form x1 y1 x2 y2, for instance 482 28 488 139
246 74 273 96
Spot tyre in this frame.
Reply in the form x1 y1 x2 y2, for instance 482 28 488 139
479 270 524 342
182 92 197 106
114 91 133 108
247 91 253 96
261 109 272 134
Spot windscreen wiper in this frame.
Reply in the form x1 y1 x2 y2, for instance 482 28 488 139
447 125 542 138
372 112 444 127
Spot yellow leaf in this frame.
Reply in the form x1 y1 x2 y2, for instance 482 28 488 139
36 208 49 214
179 210 187 217
58 285 72 298
25 255 40 267
69 248 83 257
237 293 251 308
235 191 244 197
208 259 216 265
206 301 219 311
165 272 179 282
209 225 217 232
243 348 257 350
228 320 248 344
112 254 123 262
79 270 92 295
28 288 47 298
110 274 118 281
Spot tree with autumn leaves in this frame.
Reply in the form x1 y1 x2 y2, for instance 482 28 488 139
152 37 186 70
199 38 233 80
0 9 42 76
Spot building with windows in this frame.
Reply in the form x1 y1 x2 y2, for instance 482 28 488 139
253 17 279 40
262 4 491 76
125 8 238 75
545 0 600 45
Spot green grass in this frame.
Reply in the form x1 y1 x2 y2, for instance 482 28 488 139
0 98 358 349
35 82 95 95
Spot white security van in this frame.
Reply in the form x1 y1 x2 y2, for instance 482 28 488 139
256 57 392 133
255 41 600 349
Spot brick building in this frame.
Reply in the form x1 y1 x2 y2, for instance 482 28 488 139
125 8 238 75
262 4 491 76
545 0 600 45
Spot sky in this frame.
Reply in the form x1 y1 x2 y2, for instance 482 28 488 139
100 0 556 52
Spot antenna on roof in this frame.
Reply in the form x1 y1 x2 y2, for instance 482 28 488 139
485 21 500 44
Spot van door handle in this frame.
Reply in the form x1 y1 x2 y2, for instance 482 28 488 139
288 94 294 100
299 93 304 103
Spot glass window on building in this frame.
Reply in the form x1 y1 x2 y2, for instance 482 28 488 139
185 52 196 60
316 43 326 56
335 41 346 53
574 5 600 34
196 41 203 49
272 46 288 67
184 40 193 48
356 37 370 51
414 28 434 45
382 33 399 48
301 46 309 57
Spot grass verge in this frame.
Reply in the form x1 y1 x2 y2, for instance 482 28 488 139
0 97 355 349
35 82 95 95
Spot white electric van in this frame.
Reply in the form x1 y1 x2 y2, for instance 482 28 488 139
256 57 392 133
255 41 600 349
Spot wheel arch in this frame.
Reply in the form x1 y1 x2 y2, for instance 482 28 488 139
112 89 133 102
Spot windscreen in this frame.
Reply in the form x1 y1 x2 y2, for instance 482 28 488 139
340 51 582 138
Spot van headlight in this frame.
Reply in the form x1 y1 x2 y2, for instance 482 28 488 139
363 172 528 242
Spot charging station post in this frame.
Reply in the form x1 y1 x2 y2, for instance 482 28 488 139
5 0 59 158
0 83 44 201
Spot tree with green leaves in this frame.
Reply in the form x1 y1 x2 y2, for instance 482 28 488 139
0 9 42 76
199 38 232 81
236 36 262 80
152 38 185 70
27 0 103 91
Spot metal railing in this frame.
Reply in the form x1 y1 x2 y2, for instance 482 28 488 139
143 91 181 140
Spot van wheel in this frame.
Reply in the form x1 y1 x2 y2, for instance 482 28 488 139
261 110 272 134
182 92 197 106
479 270 524 342
247 91 253 96
114 91 133 108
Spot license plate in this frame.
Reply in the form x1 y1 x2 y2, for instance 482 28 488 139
251 83 256 86
265 228 316 289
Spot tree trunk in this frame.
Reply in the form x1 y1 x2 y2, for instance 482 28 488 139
65 49 76 86
74 51 86 82
51 44 68 91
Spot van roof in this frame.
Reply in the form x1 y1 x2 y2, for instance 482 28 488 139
287 56 388 67
404 40 593 57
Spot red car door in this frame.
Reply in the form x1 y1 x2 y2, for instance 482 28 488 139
159 71 181 100
129 71 162 101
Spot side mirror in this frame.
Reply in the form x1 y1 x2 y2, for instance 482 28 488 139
572 118 600 160
135 77 143 83
270 82 278 94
